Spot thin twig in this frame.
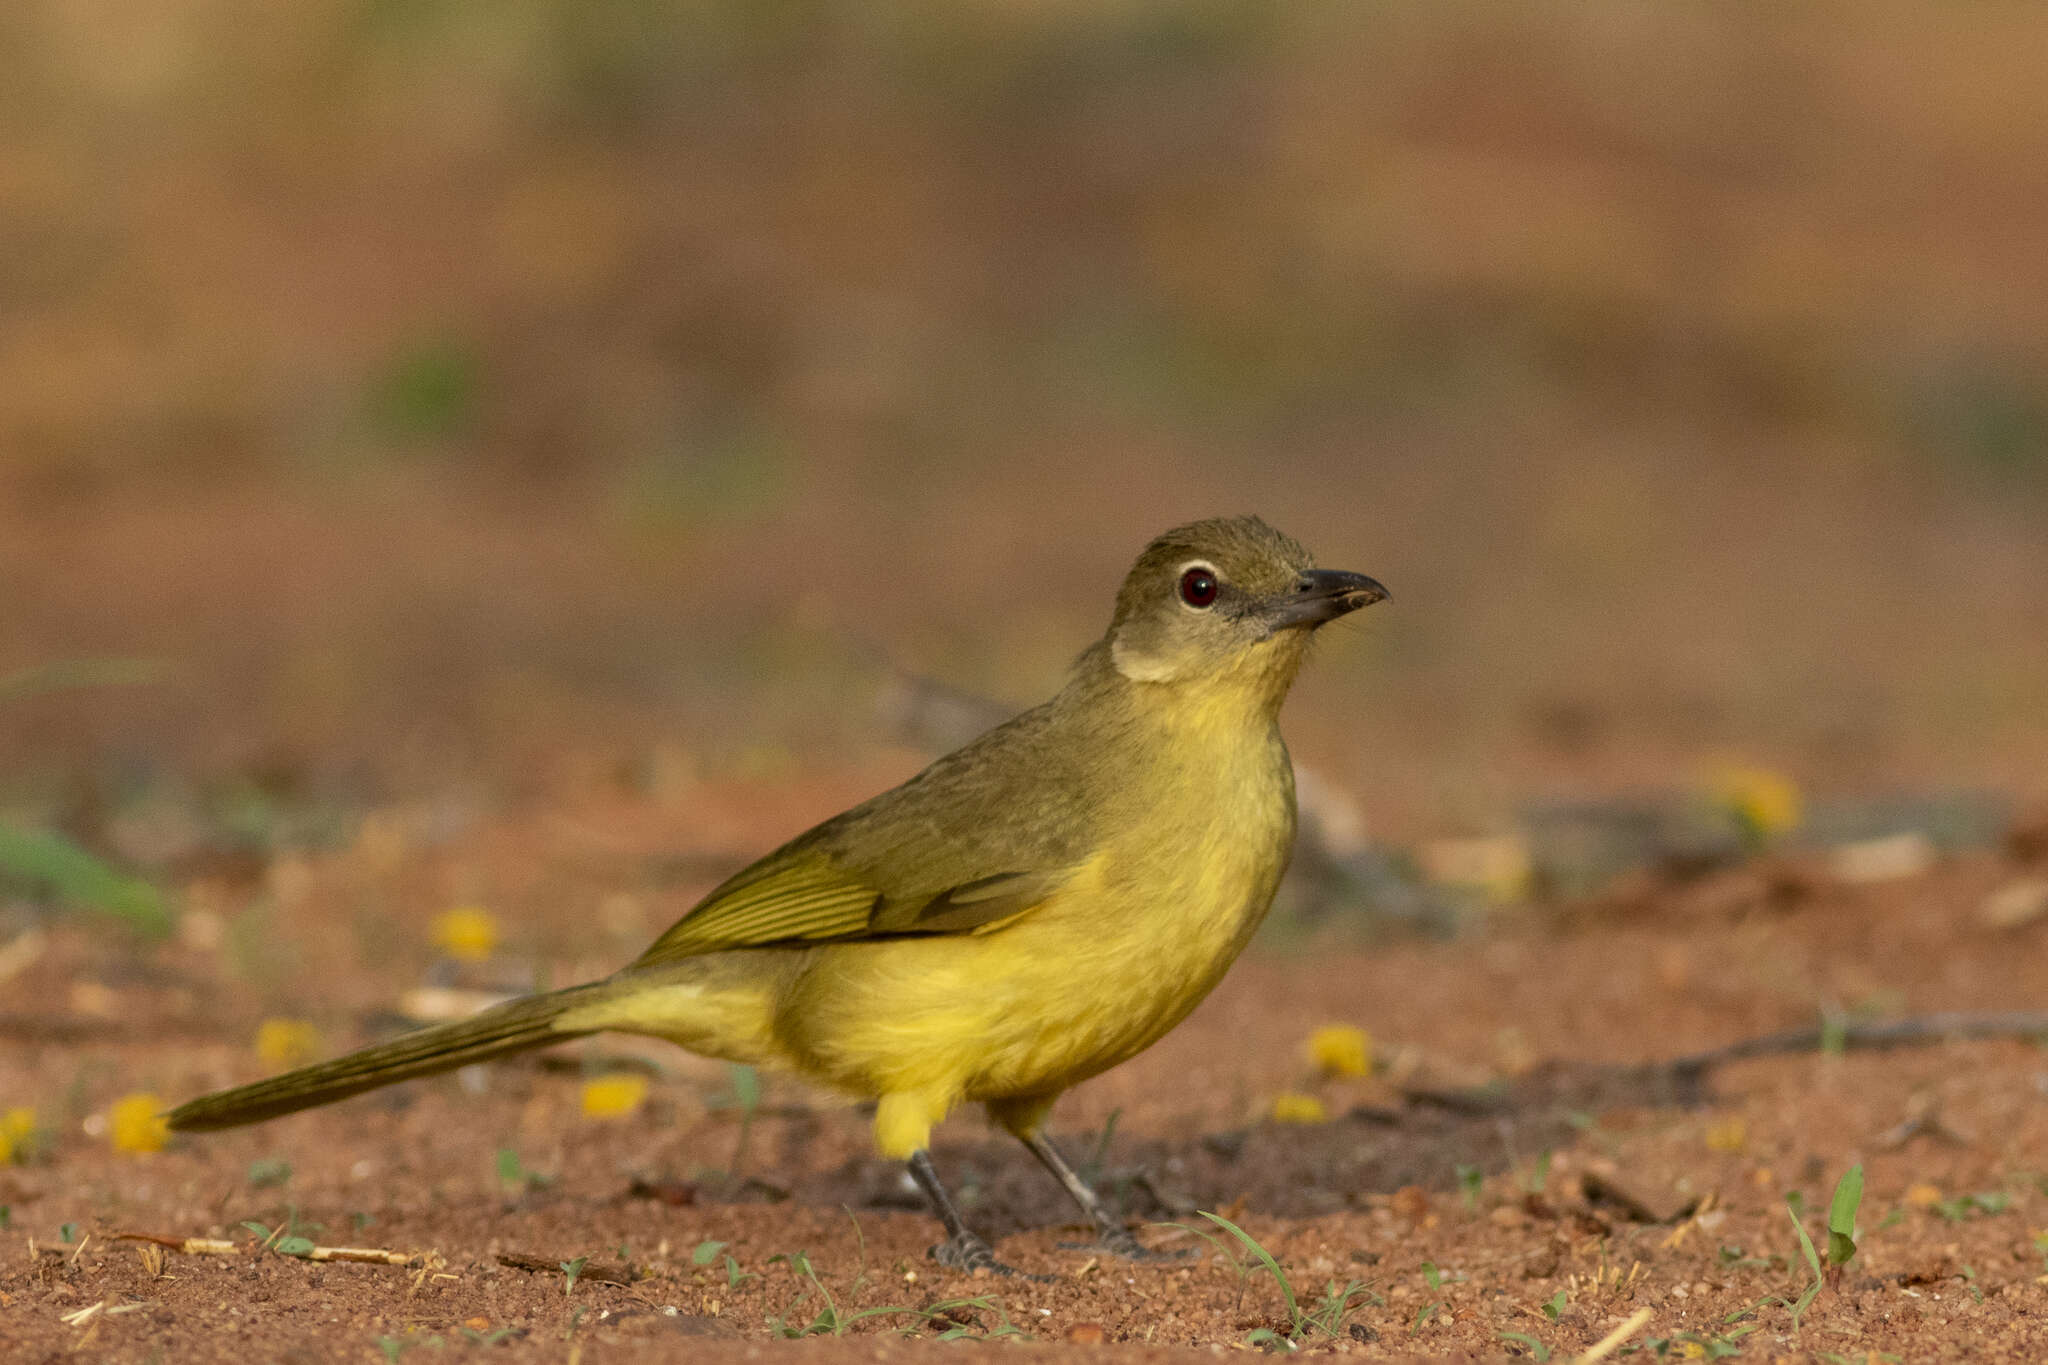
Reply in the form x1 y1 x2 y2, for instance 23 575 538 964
497 1252 635 1285
1664 1011 2048 1077
1573 1307 1652 1364
112 1231 421 1264
304 1246 420 1265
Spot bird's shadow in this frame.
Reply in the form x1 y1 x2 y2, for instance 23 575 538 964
774 1060 1715 1238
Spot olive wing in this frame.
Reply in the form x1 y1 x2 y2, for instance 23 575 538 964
631 848 1071 964
632 698 1094 965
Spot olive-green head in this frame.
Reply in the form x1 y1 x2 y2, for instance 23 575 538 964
1104 515 1388 694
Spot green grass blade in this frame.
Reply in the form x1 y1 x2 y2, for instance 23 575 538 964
1198 1211 1300 1327
1827 1164 1864 1266
0 657 168 703
1163 1221 1239 1270
0 823 174 936
1785 1198 1823 1326
1787 1196 1821 1279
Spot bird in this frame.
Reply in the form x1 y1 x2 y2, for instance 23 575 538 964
168 515 1388 1273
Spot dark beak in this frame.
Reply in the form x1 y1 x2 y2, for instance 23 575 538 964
1270 569 1390 630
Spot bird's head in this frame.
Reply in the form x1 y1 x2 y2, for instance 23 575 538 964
1102 515 1387 704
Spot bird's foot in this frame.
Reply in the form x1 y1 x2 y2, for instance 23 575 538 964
930 1232 1046 1280
1101 1225 1192 1262
931 1230 1002 1273
1059 1225 1194 1262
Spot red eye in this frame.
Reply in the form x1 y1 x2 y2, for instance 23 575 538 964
1178 567 1219 608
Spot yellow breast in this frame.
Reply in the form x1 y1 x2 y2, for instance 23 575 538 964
778 715 1296 1110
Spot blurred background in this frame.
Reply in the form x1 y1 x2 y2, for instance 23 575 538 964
5 0 2047 876
13 11 2048 1345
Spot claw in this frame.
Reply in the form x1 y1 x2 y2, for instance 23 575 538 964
929 1233 1055 1282
931 1231 1005 1274
1097 1226 1193 1263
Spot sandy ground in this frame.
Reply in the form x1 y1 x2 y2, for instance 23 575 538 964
6 784 2048 1363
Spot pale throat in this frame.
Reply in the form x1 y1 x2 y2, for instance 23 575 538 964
1108 632 1308 717
1108 633 1181 683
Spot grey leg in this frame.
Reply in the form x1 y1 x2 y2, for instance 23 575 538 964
1020 1132 1185 1261
907 1149 1013 1276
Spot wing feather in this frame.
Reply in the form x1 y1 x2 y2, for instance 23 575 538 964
631 695 1096 966
633 854 1069 965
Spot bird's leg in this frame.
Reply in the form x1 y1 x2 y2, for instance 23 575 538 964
907 1149 1013 1276
1020 1132 1186 1262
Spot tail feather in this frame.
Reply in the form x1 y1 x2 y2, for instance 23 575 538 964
167 984 609 1131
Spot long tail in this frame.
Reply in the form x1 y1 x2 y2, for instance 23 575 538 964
167 983 613 1131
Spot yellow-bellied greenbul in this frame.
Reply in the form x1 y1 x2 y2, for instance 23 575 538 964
169 516 1387 1272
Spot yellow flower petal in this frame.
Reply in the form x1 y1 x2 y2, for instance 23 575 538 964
110 1093 170 1154
1270 1092 1328 1124
254 1018 322 1070
1 1106 35 1164
1905 1183 1943 1208
1708 764 1803 841
432 906 500 963
1704 1117 1747 1154
580 1074 649 1120
1306 1024 1373 1078
1416 835 1533 904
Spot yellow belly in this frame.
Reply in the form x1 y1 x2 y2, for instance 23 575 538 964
565 833 1285 1160
774 791 1291 1149
563 699 1300 1160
